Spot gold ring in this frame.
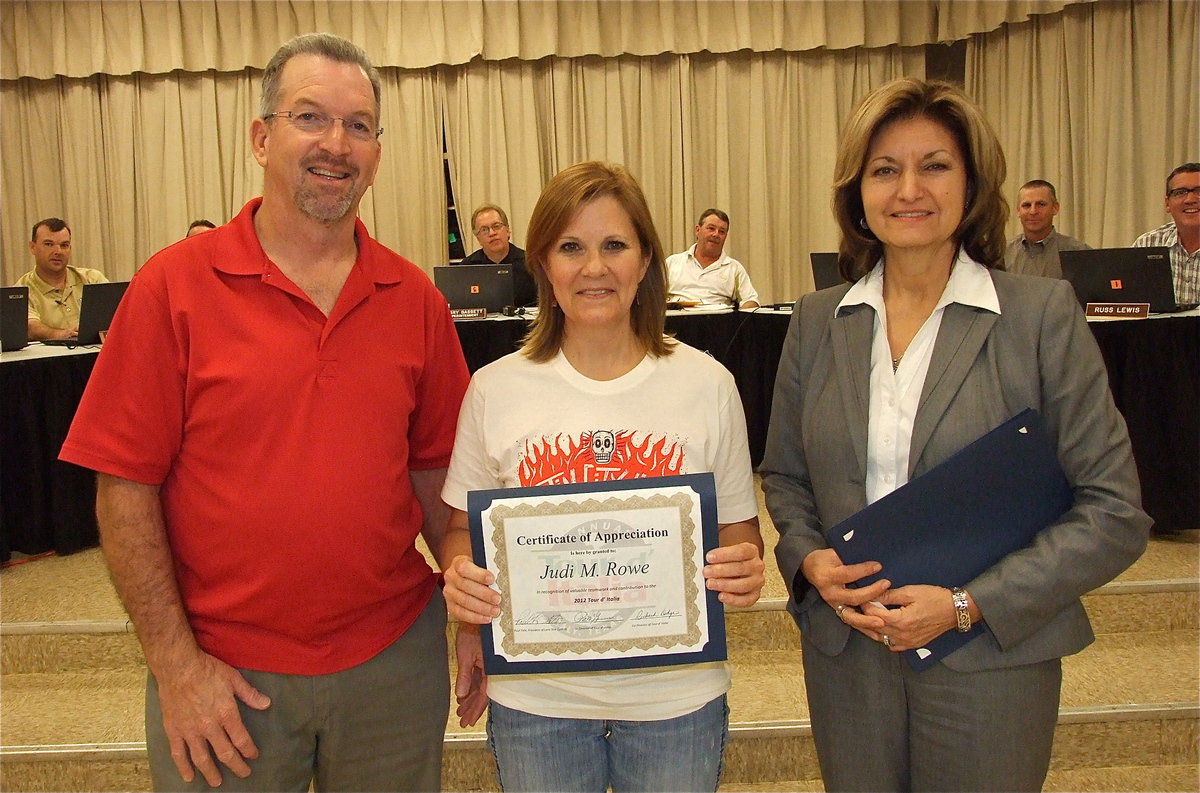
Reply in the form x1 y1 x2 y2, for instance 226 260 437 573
882 634 892 647
835 604 848 622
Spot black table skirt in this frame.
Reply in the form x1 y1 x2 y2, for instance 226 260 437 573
1089 316 1200 533
2 311 1195 561
1 353 101 562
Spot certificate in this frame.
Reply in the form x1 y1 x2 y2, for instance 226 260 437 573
467 473 726 675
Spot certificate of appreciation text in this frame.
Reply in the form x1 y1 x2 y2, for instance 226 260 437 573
467 473 726 675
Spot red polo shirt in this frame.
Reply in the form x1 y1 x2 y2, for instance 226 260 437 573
61 199 469 674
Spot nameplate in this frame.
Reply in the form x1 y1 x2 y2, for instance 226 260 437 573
1085 303 1149 319
450 307 489 320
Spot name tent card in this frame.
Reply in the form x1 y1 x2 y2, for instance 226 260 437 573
1085 303 1150 319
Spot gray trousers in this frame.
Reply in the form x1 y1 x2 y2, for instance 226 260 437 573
147 588 450 792
801 628 1061 792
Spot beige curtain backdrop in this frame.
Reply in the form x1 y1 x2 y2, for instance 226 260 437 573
439 55 688 278
0 67 445 282
439 45 923 300
679 47 926 300
7 0 1194 302
1 1 1085 79
969 0 1200 249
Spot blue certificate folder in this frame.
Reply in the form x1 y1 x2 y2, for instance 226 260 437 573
827 408 1072 670
467 473 726 675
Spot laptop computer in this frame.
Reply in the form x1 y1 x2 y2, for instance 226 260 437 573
1 286 29 351
41 280 130 346
434 264 515 313
810 252 848 291
1060 247 1195 314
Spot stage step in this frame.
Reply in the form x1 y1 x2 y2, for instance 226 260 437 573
2 539 1196 792
4 581 1197 676
1 627 1195 792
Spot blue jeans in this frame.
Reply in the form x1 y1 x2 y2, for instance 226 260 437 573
486 695 729 792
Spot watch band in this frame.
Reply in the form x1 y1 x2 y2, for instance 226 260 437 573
951 587 972 633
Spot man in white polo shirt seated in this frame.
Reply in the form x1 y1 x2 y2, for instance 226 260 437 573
666 208 759 308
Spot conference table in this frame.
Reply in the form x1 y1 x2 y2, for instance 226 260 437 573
2 308 1196 562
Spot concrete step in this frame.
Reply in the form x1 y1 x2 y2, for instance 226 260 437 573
3 539 1196 791
4 576 1198 676
2 630 1196 792
720 764 1200 793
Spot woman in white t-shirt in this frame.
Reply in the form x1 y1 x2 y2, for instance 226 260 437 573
435 161 765 792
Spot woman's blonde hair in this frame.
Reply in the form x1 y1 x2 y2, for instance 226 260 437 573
522 161 672 362
832 78 1008 281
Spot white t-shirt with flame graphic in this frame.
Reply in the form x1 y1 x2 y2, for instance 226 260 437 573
443 341 757 720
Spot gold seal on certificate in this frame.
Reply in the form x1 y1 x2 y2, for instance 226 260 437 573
467 473 726 674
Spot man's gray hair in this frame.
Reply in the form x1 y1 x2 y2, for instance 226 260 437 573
260 33 382 122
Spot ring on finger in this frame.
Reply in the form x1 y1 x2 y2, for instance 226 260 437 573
881 634 892 647
835 604 848 622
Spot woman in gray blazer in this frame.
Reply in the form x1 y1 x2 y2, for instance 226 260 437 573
760 78 1151 792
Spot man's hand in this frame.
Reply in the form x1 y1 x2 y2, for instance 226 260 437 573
155 649 271 786
27 318 76 341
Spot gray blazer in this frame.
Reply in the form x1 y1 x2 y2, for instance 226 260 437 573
761 269 1151 672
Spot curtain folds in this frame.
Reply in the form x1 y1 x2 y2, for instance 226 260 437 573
2 0 1090 81
0 67 448 282
3 0 1193 301
439 46 922 301
968 0 1200 249
1 44 920 291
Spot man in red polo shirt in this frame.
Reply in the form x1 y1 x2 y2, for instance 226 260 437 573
60 34 468 792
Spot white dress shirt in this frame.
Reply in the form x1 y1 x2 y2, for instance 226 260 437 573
836 249 1001 505
665 244 760 306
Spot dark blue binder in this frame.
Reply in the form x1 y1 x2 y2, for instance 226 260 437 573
826 408 1073 670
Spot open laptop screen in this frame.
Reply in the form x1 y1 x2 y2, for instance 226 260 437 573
433 265 516 313
1059 247 1191 313
40 281 130 346
809 252 847 291
1 286 29 351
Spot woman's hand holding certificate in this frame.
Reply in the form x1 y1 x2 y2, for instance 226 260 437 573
702 537 766 608
443 554 501 624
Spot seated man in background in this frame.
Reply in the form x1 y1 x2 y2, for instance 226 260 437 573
458 203 535 306
1004 179 1090 278
1133 162 1199 307
15 217 108 341
666 208 759 308
186 219 217 237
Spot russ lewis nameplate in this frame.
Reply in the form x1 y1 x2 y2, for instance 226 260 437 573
467 473 726 675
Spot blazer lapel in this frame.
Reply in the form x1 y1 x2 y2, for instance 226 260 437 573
830 304 874 479
909 303 998 475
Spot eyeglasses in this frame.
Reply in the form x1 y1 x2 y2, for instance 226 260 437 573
263 110 383 142
474 222 507 236
1167 186 1200 199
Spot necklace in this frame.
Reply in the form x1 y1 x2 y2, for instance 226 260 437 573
891 354 902 372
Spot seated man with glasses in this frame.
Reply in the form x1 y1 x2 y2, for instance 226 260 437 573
1133 162 1200 306
457 203 536 306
